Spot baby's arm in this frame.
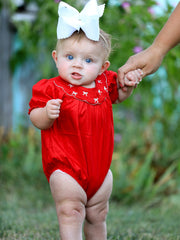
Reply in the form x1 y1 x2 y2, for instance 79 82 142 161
30 99 62 130
117 69 142 102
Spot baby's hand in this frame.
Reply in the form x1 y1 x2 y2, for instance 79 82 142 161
124 69 143 87
46 99 63 120
120 69 143 91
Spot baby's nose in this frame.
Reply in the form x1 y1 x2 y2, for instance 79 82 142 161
73 59 83 68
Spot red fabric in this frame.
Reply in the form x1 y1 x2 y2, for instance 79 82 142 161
29 70 118 200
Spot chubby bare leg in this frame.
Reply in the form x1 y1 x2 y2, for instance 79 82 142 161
84 170 113 240
49 170 87 240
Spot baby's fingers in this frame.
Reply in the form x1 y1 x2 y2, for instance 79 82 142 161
53 99 63 108
125 69 143 87
46 99 63 119
50 99 62 107
46 107 60 119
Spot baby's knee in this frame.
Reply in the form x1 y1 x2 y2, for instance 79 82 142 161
86 203 109 224
57 201 86 224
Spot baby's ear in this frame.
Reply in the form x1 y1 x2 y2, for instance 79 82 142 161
52 50 57 64
99 61 110 75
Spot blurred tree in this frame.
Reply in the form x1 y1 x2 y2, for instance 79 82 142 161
0 1 13 131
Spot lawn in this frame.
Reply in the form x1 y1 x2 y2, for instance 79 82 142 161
1 183 180 240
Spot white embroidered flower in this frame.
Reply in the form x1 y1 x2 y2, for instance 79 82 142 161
94 98 99 103
104 86 108 92
83 91 88 96
98 90 102 95
72 91 78 96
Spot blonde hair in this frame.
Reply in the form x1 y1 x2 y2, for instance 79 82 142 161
56 29 111 61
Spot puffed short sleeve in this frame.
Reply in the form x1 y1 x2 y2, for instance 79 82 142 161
28 79 54 114
106 71 118 104
29 77 65 114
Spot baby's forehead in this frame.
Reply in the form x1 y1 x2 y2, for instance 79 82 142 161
57 35 99 46
57 36 102 52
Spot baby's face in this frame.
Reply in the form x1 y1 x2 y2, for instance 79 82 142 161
52 36 109 88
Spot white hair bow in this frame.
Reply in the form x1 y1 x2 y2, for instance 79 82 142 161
57 0 105 41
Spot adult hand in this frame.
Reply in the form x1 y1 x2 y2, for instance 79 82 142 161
118 45 164 90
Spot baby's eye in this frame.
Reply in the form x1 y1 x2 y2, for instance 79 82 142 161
85 58 92 63
67 55 73 60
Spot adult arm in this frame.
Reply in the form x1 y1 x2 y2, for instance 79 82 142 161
118 2 180 86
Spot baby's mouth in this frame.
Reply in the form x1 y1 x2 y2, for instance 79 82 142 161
71 72 82 80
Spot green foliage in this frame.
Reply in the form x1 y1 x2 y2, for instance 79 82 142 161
111 115 179 202
10 0 76 77
0 127 46 189
102 1 157 69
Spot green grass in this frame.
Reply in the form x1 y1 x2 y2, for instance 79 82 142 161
1 183 180 240
107 197 180 240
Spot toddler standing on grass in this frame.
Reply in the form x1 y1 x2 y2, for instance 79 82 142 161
28 0 143 239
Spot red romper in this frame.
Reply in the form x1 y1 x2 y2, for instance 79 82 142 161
29 70 118 200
